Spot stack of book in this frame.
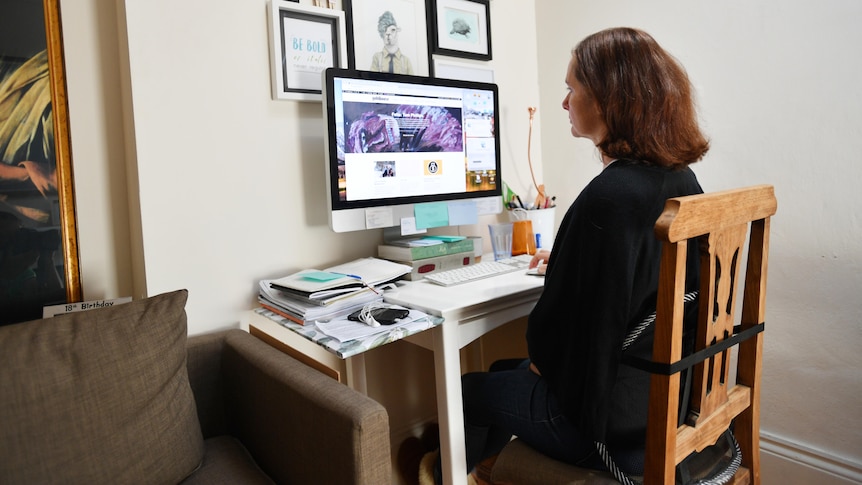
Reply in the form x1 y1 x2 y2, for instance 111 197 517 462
258 257 411 325
377 236 480 280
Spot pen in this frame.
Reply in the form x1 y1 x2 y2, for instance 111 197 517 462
515 195 525 209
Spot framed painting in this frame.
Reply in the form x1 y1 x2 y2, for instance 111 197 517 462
344 0 430 76
0 0 82 325
428 0 491 61
268 1 348 101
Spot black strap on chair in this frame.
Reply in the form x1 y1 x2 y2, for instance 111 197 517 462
621 322 765 376
598 298 756 485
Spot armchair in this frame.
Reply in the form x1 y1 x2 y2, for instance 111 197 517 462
186 328 391 484
0 290 391 484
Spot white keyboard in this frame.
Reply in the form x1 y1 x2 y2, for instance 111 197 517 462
423 256 532 286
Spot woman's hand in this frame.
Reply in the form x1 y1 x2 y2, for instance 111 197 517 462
529 250 551 275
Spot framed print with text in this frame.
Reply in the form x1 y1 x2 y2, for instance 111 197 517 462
428 0 491 60
1 0 82 325
344 0 430 76
268 1 348 101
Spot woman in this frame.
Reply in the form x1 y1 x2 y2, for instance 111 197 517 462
457 27 709 481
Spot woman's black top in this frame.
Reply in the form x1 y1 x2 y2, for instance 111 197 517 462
527 159 703 449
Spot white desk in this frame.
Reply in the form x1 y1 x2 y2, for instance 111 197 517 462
383 269 544 485
246 267 544 485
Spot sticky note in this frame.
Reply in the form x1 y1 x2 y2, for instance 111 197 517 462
414 202 449 229
365 207 394 229
447 200 478 226
476 196 503 215
301 271 344 282
400 217 427 236
425 235 466 242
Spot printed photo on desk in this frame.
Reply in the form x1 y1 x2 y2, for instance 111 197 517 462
267 1 348 101
343 0 430 75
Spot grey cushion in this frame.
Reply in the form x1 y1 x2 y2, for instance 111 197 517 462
0 289 204 484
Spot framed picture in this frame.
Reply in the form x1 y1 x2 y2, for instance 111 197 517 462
268 1 348 101
428 0 491 60
344 0 430 76
431 55 494 82
0 0 82 326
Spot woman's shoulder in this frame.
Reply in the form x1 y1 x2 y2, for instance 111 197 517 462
590 159 699 194
577 160 701 221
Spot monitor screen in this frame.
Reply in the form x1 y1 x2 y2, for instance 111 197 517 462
322 68 502 233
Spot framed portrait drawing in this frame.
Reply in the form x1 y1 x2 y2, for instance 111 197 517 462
0 0 82 326
428 0 491 61
268 1 348 101
344 0 430 77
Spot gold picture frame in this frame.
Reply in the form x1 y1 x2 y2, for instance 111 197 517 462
0 0 81 325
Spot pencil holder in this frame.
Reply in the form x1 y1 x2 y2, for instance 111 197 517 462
509 207 556 249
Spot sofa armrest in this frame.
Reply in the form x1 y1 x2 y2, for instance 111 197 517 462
219 329 391 485
186 331 230 439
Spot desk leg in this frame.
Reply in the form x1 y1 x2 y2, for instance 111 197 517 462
345 353 368 394
433 321 468 485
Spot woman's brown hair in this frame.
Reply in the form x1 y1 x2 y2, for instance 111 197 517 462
573 27 709 167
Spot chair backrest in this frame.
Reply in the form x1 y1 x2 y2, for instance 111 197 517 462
644 185 777 485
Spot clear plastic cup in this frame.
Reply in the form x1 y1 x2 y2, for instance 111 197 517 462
488 223 514 260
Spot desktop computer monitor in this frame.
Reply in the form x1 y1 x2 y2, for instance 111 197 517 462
321 68 502 233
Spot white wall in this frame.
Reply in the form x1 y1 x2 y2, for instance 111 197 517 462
61 0 134 300
58 0 861 482
534 1 862 482
112 0 542 336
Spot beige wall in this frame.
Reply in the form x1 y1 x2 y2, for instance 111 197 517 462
59 0 861 482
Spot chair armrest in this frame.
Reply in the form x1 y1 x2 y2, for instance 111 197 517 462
219 329 391 485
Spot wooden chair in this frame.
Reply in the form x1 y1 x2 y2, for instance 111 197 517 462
488 185 777 485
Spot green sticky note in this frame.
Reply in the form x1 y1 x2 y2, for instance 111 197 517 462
425 235 466 242
414 202 449 229
301 271 344 282
447 200 478 226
